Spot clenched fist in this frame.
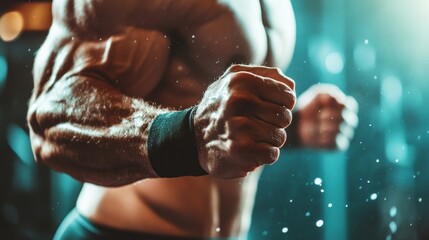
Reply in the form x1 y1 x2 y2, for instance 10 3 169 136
294 83 359 150
193 64 296 179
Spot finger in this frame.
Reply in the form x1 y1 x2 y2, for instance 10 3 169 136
317 133 338 149
318 108 344 123
335 134 350 151
228 71 296 109
228 137 279 171
227 117 287 147
242 142 280 166
342 108 359 128
345 96 359 113
318 122 341 135
339 123 355 140
314 84 347 102
252 102 292 129
227 64 295 90
225 91 291 127
316 93 347 109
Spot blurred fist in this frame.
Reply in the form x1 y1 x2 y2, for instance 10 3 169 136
295 83 358 150
194 64 296 178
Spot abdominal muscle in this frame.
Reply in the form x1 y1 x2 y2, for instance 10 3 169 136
77 171 262 238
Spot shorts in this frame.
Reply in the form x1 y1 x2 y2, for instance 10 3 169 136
54 209 206 240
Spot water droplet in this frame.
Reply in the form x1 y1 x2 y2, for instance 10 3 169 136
289 199 293 203
314 178 322 186
376 159 380 163
364 39 369 45
345 204 349 208
418 198 423 202
282 227 289 233
328 203 333 208
395 159 399 163
305 212 311 217
192 35 195 39
321 189 325 193
316 220 324 227
370 193 378 200
177 65 183 71
389 207 397 217
389 221 397 233
216 227 221 232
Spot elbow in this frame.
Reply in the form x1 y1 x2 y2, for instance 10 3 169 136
27 103 46 165
27 102 62 168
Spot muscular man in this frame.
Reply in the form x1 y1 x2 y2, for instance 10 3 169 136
27 0 358 239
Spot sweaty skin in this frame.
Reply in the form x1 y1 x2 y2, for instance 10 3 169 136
28 0 296 238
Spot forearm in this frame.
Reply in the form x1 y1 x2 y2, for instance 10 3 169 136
28 75 166 186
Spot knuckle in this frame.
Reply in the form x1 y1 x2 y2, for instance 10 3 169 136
279 108 293 128
278 129 287 146
229 138 251 155
286 77 296 90
228 116 253 130
265 147 280 164
228 71 260 88
227 64 247 73
228 72 249 88
226 92 254 110
272 128 287 147
255 146 279 165
290 90 297 106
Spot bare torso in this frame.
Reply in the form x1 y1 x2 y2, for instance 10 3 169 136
78 172 262 238
77 48 265 238
31 0 295 238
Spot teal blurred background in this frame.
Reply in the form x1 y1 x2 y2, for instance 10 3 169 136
1 0 429 239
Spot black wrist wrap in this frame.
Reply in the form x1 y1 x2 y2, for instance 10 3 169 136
148 107 208 178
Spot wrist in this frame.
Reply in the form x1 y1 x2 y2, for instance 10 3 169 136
147 107 207 178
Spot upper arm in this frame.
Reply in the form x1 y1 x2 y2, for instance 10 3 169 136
34 0 172 99
260 0 296 69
